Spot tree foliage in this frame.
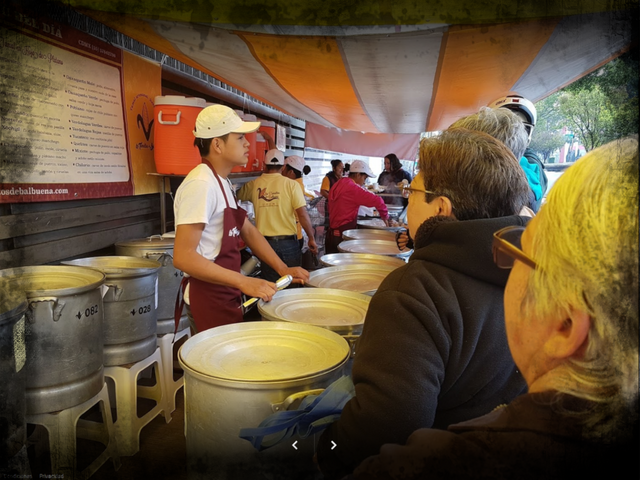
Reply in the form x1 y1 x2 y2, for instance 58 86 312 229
533 50 639 154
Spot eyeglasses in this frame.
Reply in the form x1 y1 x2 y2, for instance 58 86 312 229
401 185 437 199
492 226 538 269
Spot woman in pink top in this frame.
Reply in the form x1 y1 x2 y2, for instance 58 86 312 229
325 160 389 254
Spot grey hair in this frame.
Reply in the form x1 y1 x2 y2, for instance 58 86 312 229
418 128 529 220
450 107 529 160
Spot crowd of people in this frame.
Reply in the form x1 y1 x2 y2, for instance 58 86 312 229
170 96 637 478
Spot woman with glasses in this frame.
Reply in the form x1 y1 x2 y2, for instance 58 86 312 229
316 128 531 479
345 136 638 479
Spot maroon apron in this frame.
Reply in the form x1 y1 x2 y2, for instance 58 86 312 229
174 164 247 333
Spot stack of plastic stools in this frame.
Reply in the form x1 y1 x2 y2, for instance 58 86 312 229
26 382 121 479
103 347 169 456
157 326 191 414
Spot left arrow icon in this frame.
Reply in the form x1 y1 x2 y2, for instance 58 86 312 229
292 441 298 450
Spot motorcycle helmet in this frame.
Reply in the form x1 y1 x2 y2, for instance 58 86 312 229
488 94 536 139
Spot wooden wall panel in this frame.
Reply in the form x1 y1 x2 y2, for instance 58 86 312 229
0 194 160 269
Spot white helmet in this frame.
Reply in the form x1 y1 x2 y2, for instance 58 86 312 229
488 94 537 138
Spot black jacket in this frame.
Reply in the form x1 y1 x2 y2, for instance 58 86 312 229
317 215 529 479
347 392 639 480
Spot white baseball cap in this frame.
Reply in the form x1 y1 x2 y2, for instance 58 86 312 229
193 105 260 139
349 160 375 178
265 149 285 165
285 155 305 172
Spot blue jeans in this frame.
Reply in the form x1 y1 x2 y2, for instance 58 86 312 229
261 237 302 283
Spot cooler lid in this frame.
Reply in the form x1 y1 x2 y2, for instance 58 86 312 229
154 95 206 107
259 288 369 328
181 322 349 382
0 266 105 298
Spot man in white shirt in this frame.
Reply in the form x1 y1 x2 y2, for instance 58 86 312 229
172 105 309 332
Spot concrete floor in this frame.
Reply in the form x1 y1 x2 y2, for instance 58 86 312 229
92 388 188 480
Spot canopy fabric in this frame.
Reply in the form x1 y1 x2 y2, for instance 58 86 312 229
67 1 635 156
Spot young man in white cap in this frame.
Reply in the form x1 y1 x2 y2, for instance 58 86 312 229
172 105 309 333
237 150 317 282
325 159 389 254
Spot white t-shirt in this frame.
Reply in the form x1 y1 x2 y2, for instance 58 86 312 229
174 164 238 304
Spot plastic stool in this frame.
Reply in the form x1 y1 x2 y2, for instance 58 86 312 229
158 327 191 415
26 382 120 479
104 347 169 456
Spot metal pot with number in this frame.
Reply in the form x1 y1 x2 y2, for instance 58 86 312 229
63 256 161 366
0 266 106 414
179 322 349 479
115 235 188 334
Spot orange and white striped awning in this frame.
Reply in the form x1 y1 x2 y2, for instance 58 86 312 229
68 0 635 155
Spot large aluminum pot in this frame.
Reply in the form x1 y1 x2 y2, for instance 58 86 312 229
0 266 105 414
63 256 160 366
320 253 406 268
179 322 349 480
338 239 412 259
259 288 370 337
341 228 397 242
307 264 397 296
0 284 28 468
115 236 188 334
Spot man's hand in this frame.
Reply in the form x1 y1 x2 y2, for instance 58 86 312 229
237 276 277 302
396 230 411 251
307 237 319 255
280 266 310 285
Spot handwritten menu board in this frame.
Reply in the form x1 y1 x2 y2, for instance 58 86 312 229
0 9 134 202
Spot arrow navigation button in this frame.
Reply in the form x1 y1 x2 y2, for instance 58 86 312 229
292 441 298 450
331 441 337 450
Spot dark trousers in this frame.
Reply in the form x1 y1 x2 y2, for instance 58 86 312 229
261 237 302 282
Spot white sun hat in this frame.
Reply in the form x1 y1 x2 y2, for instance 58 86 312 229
193 105 260 138
349 160 375 178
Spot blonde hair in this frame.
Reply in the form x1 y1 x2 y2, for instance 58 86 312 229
524 137 638 416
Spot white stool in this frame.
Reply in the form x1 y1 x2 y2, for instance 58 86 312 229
104 347 169 456
26 382 120 479
158 327 191 415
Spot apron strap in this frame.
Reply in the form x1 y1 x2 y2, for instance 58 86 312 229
174 276 188 334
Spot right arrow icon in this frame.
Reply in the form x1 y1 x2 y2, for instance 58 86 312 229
331 441 337 450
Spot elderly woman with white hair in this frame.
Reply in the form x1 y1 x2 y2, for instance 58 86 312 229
346 136 638 479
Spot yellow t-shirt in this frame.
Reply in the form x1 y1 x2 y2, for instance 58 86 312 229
237 173 305 237
294 178 306 239
321 176 331 193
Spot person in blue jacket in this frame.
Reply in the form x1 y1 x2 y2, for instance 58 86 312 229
488 94 548 212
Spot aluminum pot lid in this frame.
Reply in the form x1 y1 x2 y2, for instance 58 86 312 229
62 256 161 278
357 219 403 231
259 288 370 328
341 229 397 241
115 236 174 249
0 266 105 298
307 264 397 294
338 239 412 257
320 253 406 268
180 322 349 382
